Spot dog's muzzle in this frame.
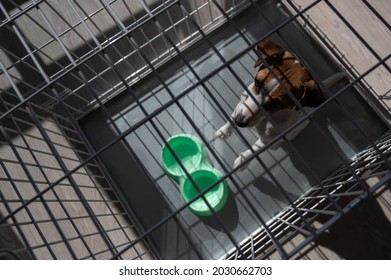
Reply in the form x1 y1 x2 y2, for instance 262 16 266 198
234 114 250 127
232 87 261 127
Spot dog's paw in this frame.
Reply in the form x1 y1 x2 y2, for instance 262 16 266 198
215 124 233 140
215 128 229 139
233 152 250 171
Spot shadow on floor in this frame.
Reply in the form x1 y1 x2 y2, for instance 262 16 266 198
0 212 33 260
299 187 391 259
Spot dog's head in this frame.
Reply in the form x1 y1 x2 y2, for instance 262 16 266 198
233 39 323 128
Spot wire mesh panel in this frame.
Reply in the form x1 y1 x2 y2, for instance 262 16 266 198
0 0 390 260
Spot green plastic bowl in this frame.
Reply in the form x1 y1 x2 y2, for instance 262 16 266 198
181 169 228 216
161 134 206 182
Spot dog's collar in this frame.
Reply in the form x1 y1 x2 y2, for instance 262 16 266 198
240 78 309 111
294 85 308 110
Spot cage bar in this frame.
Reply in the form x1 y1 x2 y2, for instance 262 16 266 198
0 0 390 260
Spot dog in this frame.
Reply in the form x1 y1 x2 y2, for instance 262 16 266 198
215 39 342 170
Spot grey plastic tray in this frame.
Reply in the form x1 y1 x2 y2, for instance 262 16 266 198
80 0 388 259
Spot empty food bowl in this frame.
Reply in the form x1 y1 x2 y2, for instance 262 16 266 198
161 134 207 182
181 168 228 216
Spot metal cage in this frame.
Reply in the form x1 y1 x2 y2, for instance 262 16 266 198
0 0 390 260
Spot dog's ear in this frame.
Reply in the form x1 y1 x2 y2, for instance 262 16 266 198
254 39 285 68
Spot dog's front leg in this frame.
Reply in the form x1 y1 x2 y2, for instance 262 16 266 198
215 98 245 140
215 121 234 139
233 138 264 171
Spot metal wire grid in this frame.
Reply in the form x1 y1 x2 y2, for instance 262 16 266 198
283 0 391 119
0 0 256 260
225 132 391 259
0 0 390 260
0 0 248 115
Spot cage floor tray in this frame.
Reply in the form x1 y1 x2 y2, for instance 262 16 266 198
79 0 388 259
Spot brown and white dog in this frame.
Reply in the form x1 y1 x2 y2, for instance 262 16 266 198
215 39 341 170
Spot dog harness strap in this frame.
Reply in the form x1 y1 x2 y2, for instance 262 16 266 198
300 85 307 101
294 85 307 110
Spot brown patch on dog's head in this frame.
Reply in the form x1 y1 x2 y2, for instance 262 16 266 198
249 39 324 117
254 39 285 68
261 87 297 113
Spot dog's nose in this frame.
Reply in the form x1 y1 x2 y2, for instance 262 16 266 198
234 115 249 127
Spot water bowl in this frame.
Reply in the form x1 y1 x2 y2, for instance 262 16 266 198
161 134 206 182
181 168 228 216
